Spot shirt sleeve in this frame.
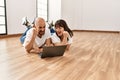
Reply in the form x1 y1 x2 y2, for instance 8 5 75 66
51 33 61 43
68 36 73 44
45 28 51 39
51 33 73 44
23 28 33 47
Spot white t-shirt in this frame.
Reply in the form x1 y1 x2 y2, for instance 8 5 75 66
51 33 73 44
23 28 51 47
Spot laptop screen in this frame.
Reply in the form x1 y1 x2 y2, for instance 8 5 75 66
40 45 67 58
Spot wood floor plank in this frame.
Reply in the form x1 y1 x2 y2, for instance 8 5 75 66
0 32 120 80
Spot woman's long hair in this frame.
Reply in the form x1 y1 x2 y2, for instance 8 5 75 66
55 19 73 37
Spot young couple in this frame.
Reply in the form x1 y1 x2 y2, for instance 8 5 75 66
20 17 73 53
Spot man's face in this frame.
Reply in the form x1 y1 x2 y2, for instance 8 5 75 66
35 19 46 36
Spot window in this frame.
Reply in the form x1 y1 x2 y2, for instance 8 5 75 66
0 0 7 34
37 0 48 21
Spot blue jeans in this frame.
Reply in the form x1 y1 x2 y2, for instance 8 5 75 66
20 27 31 44
50 28 55 35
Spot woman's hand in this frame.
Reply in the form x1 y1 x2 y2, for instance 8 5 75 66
63 31 69 38
61 31 69 44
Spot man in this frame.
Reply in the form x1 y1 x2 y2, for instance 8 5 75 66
23 17 51 53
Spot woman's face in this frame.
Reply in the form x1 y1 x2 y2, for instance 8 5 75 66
55 26 64 36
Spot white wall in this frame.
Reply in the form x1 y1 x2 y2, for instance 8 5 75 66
5 0 120 34
6 0 61 34
48 0 61 24
61 0 120 31
61 0 83 30
6 0 36 34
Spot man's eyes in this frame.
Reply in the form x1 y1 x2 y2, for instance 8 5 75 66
39 26 45 28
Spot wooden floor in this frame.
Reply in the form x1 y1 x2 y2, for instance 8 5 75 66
0 31 120 80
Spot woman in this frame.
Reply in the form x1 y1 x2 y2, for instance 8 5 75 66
51 19 73 50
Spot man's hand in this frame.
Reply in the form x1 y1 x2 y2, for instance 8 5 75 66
25 28 37 53
30 48 43 53
32 28 37 38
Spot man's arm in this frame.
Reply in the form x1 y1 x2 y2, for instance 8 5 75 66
45 38 52 46
25 29 37 53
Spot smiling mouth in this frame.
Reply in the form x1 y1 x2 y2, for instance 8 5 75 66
57 32 62 36
57 32 61 34
39 31 44 34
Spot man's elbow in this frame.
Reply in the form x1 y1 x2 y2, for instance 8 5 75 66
25 46 31 53
26 49 30 53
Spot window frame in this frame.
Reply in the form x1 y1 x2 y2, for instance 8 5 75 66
36 0 48 22
0 0 7 35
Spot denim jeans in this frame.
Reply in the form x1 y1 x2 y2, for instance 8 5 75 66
50 28 55 35
20 27 31 44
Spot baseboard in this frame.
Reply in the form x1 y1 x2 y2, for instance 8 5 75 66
0 33 22 38
72 30 119 33
0 30 119 38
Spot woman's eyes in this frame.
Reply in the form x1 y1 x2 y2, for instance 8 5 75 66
56 27 63 29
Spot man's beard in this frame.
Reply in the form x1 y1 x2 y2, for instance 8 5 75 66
38 31 45 38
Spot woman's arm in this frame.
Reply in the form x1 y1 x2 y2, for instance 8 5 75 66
61 31 69 44
54 31 71 50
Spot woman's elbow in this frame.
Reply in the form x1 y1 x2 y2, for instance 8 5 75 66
66 44 71 50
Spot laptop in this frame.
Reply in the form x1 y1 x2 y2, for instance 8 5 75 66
39 45 67 58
